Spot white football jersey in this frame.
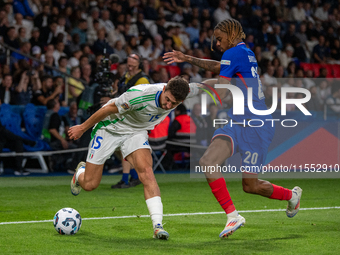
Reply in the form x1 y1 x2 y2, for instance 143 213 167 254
92 83 200 135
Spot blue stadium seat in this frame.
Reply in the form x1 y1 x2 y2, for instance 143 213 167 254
0 104 31 140
23 103 47 141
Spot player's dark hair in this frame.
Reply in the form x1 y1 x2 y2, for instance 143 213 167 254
212 19 246 51
165 76 189 102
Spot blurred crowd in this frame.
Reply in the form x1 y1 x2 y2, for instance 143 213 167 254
0 0 339 111
0 0 340 174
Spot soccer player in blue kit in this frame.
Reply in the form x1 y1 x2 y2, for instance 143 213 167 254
164 19 302 238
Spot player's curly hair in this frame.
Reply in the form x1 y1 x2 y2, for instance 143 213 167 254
165 76 189 102
211 19 246 51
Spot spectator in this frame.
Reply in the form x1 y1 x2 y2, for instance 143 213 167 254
325 85 340 116
44 98 78 171
87 7 100 33
34 4 51 29
149 35 164 61
52 76 66 105
68 66 85 102
66 33 81 56
125 36 139 55
99 9 115 34
314 2 330 23
303 69 315 89
257 22 270 50
11 41 31 70
291 1 306 22
312 35 329 63
295 22 308 53
68 49 82 68
13 13 31 38
32 75 62 106
113 40 127 63
185 18 200 44
63 101 81 128
124 18 139 38
40 21 58 45
108 23 126 47
160 0 177 13
331 39 340 61
13 71 41 105
136 13 150 37
114 62 127 81
80 64 93 85
213 0 231 25
53 41 67 66
144 0 158 20
263 65 277 86
138 37 153 61
70 19 88 45
55 15 68 44
306 86 321 111
172 25 189 52
43 51 59 76
316 80 331 106
287 61 296 76
283 23 297 46
276 0 290 22
279 45 294 69
79 55 89 69
245 34 255 51
29 27 44 50
4 26 20 50
57 56 70 76
92 28 114 56
275 65 285 79
190 65 202 83
149 17 167 38
0 74 14 104
81 44 95 63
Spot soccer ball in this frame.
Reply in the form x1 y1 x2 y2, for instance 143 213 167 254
53 208 82 235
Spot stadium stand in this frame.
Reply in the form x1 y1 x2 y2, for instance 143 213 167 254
0 0 340 173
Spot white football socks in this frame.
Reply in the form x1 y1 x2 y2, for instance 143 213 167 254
146 196 163 228
76 166 85 181
227 210 239 219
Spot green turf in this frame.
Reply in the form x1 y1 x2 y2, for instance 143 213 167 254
0 174 339 254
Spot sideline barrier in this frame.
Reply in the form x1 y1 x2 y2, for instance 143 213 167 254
0 147 88 173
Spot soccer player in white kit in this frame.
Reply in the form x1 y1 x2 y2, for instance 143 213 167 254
68 76 200 240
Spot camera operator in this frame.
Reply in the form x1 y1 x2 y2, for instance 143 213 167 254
78 54 119 119
117 54 151 96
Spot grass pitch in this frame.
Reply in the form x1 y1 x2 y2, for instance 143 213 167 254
0 174 339 254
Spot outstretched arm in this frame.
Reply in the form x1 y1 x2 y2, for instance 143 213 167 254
163 50 221 73
68 101 118 140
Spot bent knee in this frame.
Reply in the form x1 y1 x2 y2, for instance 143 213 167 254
137 167 156 185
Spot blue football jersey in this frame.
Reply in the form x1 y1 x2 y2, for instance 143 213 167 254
219 42 270 121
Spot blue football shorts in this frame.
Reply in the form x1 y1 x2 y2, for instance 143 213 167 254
212 120 275 173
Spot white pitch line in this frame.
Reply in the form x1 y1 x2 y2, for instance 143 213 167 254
1 206 340 225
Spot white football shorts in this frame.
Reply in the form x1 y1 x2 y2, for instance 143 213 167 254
86 129 152 165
